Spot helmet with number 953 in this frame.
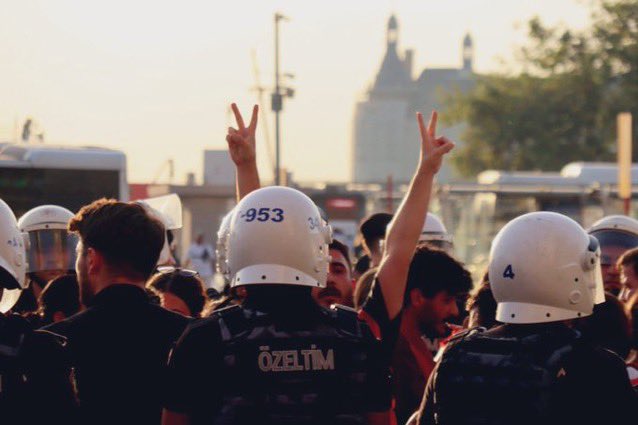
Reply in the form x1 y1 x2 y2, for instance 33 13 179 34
227 187 332 288
489 211 605 324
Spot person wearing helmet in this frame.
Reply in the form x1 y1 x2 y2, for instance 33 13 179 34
418 212 453 253
136 194 184 268
416 212 637 425
162 104 454 424
588 215 638 296
0 198 77 423
13 205 78 315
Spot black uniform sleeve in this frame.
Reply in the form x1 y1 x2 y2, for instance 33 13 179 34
22 330 79 423
164 321 222 417
416 363 438 425
361 277 402 354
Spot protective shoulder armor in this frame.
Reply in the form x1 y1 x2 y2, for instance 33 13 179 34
212 305 250 342
329 304 371 339
448 326 486 343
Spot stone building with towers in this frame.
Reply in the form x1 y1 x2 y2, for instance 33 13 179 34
352 15 475 184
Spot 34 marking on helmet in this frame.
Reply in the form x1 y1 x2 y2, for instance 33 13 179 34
503 264 515 279
308 217 321 231
240 208 285 223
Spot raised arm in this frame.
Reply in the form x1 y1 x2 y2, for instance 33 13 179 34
376 111 454 320
226 103 261 201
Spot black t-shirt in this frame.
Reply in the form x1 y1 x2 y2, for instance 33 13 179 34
360 277 402 357
165 296 392 424
43 284 190 425
418 323 638 425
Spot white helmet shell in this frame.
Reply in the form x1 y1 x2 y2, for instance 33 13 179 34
588 215 638 236
216 208 234 282
0 198 28 313
136 194 182 267
18 205 74 232
419 213 453 252
489 211 605 324
228 187 332 288
18 205 77 274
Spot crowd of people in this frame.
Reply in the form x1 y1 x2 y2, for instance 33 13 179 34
0 103 636 424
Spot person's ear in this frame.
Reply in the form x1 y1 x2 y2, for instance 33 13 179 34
409 288 425 307
86 247 104 276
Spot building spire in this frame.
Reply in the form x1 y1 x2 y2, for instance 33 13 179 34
463 33 473 71
387 15 399 46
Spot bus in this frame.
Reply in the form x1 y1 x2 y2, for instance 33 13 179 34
0 143 128 216
438 162 638 276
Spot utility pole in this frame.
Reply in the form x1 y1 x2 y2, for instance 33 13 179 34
272 12 294 186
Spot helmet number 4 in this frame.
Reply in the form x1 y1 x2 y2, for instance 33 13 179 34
241 208 284 223
503 264 515 279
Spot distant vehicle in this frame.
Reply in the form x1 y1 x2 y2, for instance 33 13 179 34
0 143 128 216
438 162 638 276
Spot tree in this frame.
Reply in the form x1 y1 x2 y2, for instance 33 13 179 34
448 0 638 177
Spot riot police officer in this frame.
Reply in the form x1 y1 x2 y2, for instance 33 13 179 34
14 205 77 315
0 198 76 423
163 187 395 424
588 214 638 296
417 211 637 425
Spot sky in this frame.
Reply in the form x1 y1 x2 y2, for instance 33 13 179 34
0 0 593 184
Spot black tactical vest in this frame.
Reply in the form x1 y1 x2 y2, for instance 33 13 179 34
432 326 580 425
209 304 387 425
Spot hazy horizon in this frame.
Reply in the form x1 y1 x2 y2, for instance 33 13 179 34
0 0 591 184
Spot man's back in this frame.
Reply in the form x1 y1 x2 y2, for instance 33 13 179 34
45 284 190 425
165 295 392 425
419 323 637 425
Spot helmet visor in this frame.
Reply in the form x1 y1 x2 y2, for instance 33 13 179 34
590 229 638 258
587 236 606 305
26 229 78 273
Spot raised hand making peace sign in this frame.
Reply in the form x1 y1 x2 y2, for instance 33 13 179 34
416 110 454 175
226 103 259 167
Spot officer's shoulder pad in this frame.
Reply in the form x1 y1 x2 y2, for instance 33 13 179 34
208 304 242 319
329 304 358 315
448 326 485 344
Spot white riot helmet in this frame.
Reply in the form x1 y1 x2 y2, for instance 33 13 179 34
136 194 182 267
17 205 77 275
419 213 453 252
227 186 332 288
0 199 28 313
216 208 234 282
587 215 638 266
489 211 605 324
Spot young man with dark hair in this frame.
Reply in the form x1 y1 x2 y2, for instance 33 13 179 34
359 212 393 269
312 239 355 308
44 198 190 425
392 244 473 424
